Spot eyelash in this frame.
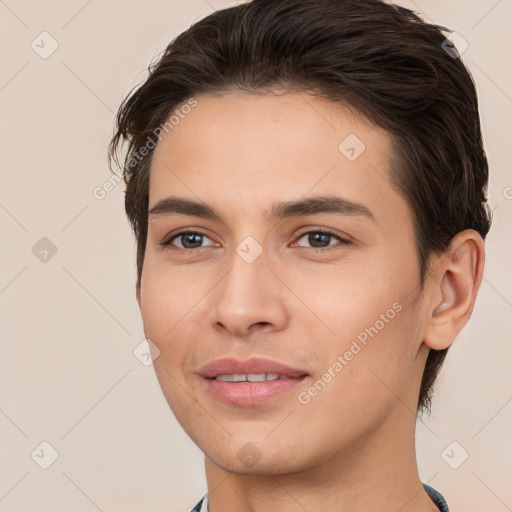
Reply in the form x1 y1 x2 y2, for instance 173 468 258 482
161 228 350 252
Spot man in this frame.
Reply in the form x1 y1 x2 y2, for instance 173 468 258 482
109 0 491 510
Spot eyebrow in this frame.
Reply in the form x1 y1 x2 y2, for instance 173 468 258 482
148 195 375 221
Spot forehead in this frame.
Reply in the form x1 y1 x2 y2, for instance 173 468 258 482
148 91 407 225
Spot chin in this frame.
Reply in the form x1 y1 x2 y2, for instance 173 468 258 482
202 438 312 476
211 455 300 476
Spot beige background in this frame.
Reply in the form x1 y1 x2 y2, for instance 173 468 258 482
1 0 511 510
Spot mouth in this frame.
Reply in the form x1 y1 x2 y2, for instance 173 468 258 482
214 373 296 382
201 357 309 406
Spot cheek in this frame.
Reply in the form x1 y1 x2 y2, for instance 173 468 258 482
293 249 422 399
139 260 203 343
293 307 423 454
286 256 410 344
139 272 205 420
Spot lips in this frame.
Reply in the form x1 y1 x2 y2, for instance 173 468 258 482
200 357 309 379
201 357 309 406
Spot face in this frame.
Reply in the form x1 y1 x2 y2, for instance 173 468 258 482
138 91 431 475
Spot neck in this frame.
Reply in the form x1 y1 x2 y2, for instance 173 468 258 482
203 346 439 512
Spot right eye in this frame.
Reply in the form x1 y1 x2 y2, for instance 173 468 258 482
162 230 217 250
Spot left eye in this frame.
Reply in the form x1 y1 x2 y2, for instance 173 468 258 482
294 230 349 249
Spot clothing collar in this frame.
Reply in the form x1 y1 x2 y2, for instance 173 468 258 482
191 484 449 511
190 493 207 512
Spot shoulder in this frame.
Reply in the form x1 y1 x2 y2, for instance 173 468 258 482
423 483 450 512
189 493 207 512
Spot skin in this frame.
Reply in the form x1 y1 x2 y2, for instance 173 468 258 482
136 91 484 511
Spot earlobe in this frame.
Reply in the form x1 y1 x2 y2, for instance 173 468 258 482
423 230 485 351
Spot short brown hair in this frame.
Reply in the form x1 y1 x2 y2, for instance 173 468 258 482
109 0 491 413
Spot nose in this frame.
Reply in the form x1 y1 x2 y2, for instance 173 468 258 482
209 248 289 337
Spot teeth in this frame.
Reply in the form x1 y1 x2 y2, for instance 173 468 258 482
215 373 283 382
216 374 234 382
247 373 268 382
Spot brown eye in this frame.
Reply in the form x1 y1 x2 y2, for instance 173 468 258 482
295 230 349 250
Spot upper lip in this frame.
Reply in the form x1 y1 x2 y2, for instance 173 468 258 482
200 357 309 379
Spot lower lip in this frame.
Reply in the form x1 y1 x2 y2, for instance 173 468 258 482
205 377 307 406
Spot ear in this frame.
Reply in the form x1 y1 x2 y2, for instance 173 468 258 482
423 230 485 351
